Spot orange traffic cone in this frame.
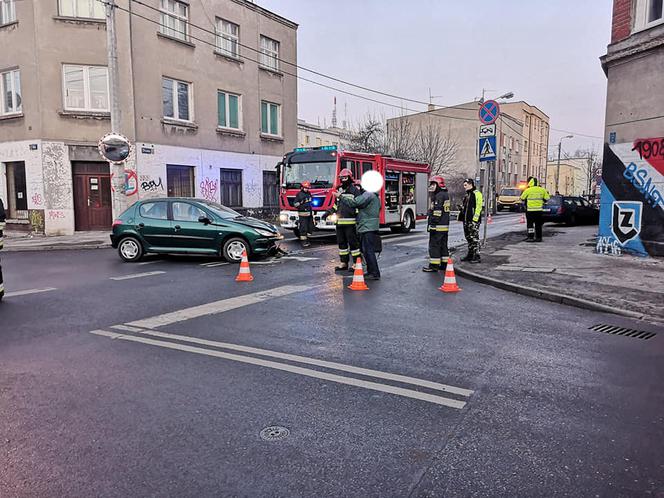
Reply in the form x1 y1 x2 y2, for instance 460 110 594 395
519 213 526 224
347 257 369 291
487 214 493 225
439 257 461 293
235 249 254 282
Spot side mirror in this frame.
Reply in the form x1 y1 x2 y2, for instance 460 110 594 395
198 216 211 225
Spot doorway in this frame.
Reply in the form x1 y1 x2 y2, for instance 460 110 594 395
72 162 112 231
4 161 28 220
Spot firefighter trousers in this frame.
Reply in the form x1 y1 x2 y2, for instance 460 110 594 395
336 224 361 264
526 211 544 240
297 214 314 242
428 230 449 269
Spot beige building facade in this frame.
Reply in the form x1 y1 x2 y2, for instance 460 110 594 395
545 158 588 196
297 120 353 149
0 0 297 235
385 100 550 193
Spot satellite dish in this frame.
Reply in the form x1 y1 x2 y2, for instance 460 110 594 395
98 133 131 164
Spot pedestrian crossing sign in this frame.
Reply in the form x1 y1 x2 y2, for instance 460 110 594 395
479 136 496 162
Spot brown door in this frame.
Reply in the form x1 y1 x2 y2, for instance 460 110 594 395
73 162 112 231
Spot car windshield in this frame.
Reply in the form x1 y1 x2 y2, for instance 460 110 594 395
284 161 336 188
200 201 242 220
500 189 522 196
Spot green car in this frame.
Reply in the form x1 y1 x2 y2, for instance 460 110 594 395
110 198 283 263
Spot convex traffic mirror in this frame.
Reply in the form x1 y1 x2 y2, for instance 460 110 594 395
98 133 131 163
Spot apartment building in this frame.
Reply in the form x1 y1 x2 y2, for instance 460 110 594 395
385 100 550 192
598 0 663 256
545 158 588 196
297 120 353 149
0 0 298 235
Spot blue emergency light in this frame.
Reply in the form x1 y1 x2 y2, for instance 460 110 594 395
311 197 324 207
293 145 338 153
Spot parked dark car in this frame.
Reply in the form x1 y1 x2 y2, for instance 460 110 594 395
542 195 599 225
110 198 283 263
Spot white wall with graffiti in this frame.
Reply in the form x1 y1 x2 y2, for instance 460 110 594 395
134 143 281 207
0 140 74 236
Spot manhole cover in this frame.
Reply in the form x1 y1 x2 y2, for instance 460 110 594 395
260 426 290 441
589 324 657 340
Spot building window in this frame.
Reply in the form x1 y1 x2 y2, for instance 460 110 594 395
167 165 194 197
159 0 188 41
0 69 21 116
262 170 278 207
259 35 280 71
216 18 239 58
648 0 663 23
305 135 310 145
162 77 192 121
219 168 242 207
63 65 109 112
0 0 15 24
59 0 104 19
260 101 280 136
217 91 241 130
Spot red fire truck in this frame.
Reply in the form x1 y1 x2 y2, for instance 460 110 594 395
277 146 431 235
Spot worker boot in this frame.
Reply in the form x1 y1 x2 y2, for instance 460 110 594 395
469 254 481 264
334 264 349 272
422 265 440 272
460 251 473 262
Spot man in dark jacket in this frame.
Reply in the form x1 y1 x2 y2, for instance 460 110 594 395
0 197 5 301
324 168 361 272
458 178 484 263
423 175 450 272
336 188 381 280
293 181 313 247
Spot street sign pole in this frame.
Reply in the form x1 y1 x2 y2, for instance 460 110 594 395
477 100 500 246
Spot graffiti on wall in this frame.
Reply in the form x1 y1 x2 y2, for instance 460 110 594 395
31 193 43 207
200 178 219 202
28 209 45 234
42 142 71 209
140 176 164 192
599 139 664 257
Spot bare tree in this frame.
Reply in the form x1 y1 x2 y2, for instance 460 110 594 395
413 119 459 177
574 147 602 196
350 114 388 154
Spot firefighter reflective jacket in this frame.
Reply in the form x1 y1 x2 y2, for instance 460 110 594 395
428 189 450 231
293 190 313 216
460 189 484 223
520 178 550 212
328 183 361 225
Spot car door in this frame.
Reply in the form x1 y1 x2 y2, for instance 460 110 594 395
170 201 218 251
136 201 173 248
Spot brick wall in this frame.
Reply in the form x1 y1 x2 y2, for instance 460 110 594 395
611 0 633 43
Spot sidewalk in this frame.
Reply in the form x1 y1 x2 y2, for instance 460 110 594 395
454 225 664 323
3 230 111 252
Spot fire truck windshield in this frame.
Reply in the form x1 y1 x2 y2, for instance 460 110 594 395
284 161 336 188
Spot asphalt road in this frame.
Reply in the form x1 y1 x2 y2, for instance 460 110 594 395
1 212 663 497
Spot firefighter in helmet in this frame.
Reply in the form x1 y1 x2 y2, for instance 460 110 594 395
423 175 451 272
293 180 314 247
324 168 361 271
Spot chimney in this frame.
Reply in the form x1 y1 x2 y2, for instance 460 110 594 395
428 104 436 112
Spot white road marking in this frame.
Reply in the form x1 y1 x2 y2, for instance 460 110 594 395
113 326 473 397
4 287 57 298
200 262 229 268
111 324 145 333
110 271 166 281
127 284 317 329
137 260 161 266
89 329 468 409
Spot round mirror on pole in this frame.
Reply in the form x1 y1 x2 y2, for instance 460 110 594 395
98 133 131 164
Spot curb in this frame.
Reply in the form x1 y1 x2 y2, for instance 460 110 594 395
454 265 662 324
4 243 111 252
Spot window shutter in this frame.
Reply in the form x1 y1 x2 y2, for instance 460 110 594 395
229 94 239 128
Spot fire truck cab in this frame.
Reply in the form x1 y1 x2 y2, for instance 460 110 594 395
277 146 431 234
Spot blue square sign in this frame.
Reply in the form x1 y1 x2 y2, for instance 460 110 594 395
479 136 496 162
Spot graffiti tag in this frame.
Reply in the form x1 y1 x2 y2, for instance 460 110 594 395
48 210 66 220
623 162 664 209
31 193 43 206
141 177 164 192
596 236 622 256
200 178 219 202
632 138 664 161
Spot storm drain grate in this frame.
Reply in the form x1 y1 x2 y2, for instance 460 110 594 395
589 324 657 340
259 426 290 441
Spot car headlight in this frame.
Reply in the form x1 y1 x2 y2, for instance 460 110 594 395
329 213 338 222
279 213 288 222
255 228 277 237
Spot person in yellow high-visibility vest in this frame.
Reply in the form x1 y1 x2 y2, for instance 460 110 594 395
520 176 550 242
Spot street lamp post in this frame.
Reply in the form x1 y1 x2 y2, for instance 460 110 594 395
555 135 573 194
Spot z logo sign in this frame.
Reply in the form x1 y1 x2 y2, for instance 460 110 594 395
611 201 642 244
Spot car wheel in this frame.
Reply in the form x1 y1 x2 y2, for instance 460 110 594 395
223 237 249 263
401 211 414 233
118 236 144 262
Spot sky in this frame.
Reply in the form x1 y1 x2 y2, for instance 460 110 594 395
258 0 613 156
